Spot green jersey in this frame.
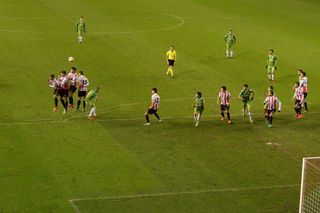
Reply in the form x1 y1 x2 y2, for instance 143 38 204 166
86 90 97 102
224 34 236 44
194 97 204 112
239 89 254 102
267 54 277 67
77 20 86 32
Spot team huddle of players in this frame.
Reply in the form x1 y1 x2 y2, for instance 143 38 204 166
47 67 99 120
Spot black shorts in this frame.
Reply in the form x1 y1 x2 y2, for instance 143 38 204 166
295 100 302 108
267 109 276 115
304 93 308 99
69 85 77 93
53 89 59 96
58 89 68 97
220 104 230 111
147 108 157 115
78 91 87 97
168 59 175 66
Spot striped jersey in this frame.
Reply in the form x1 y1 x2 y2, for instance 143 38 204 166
77 75 89 91
59 75 68 89
218 91 231 105
48 78 60 89
151 93 160 110
67 72 78 86
264 95 281 111
293 87 304 102
299 76 308 93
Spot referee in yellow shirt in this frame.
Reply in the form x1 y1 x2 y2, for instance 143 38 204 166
166 46 177 78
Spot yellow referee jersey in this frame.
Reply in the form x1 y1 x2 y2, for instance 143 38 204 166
166 50 176 60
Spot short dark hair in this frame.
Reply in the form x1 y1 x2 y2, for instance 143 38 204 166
269 85 274 90
270 91 274 95
243 84 248 88
152 88 157 93
196 92 202 97
61 70 66 74
50 74 55 78
71 67 77 71
299 69 306 76
295 81 299 86
269 49 274 53
221 86 226 91
79 71 83 75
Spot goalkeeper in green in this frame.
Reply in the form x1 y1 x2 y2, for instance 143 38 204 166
266 49 277 81
76 16 86 44
224 30 236 58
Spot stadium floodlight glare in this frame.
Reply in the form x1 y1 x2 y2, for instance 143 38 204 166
299 157 320 213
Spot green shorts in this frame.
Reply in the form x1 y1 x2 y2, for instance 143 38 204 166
267 66 275 74
242 102 251 111
226 43 234 50
78 30 85 36
194 108 204 114
86 100 95 107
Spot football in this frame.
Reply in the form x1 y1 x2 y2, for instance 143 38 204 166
68 56 74 62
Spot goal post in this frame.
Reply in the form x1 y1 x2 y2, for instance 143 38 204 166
299 157 320 213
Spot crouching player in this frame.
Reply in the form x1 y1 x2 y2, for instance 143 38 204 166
293 82 304 119
47 74 60 112
144 88 161 126
264 90 282 128
217 86 231 124
193 92 204 127
86 87 99 120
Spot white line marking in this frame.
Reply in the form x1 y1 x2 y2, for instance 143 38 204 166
69 200 82 213
69 184 299 206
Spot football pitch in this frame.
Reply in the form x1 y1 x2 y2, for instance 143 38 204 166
1 0 320 212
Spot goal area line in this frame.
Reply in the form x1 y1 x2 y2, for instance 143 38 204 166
69 183 299 212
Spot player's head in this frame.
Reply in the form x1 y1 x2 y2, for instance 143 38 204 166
294 82 299 88
268 90 274 96
298 69 306 76
169 46 174 51
221 86 226 92
80 16 84 20
152 88 157 94
71 67 77 73
268 85 273 91
79 71 83 75
228 29 232 34
243 84 248 89
196 92 202 98
95 87 100 93
269 49 274 54
49 74 55 79
61 70 66 76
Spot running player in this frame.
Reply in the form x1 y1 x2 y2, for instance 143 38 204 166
166 46 177 78
239 84 255 123
224 30 236 58
264 86 282 113
67 67 78 109
264 90 282 128
144 88 161 126
298 69 308 112
193 92 204 127
217 86 231 124
76 71 89 112
76 16 86 44
58 70 69 114
86 87 99 120
266 49 277 81
293 82 304 119
47 74 60 112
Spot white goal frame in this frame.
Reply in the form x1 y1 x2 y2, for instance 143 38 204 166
299 157 320 213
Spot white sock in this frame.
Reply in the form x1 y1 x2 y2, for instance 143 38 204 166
78 36 83 43
196 114 201 122
89 107 94 116
230 51 234 57
92 107 96 116
226 50 229 57
194 114 197 121
271 74 275 81
268 74 271 80
248 112 253 119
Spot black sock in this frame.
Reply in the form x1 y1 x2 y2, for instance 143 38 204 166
154 112 160 120
145 114 150 123
77 100 81 109
69 97 73 105
267 115 270 122
294 108 298 114
54 98 58 107
304 102 308 111
298 108 301 115
270 116 273 124
221 112 225 118
83 101 86 109
227 112 230 120
60 99 66 110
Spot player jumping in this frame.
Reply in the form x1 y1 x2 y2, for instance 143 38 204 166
67 67 78 109
76 16 86 44
193 92 204 127
76 71 89 112
239 84 255 123
217 86 231 124
298 69 308 112
264 90 282 128
144 88 161 126
58 70 69 114
86 87 99 120
224 30 236 59
293 82 304 119
266 49 277 82
166 46 177 78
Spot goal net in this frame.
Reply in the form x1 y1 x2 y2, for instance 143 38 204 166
299 157 320 213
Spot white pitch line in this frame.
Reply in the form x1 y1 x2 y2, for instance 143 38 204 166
69 183 299 204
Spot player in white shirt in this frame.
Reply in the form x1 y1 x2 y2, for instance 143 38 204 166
58 70 69 114
144 88 161 126
264 90 282 128
76 71 90 112
217 86 232 124
67 67 79 109
47 74 60 112
298 69 308 112
293 82 304 119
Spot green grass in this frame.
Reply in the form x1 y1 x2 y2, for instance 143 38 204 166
0 0 320 212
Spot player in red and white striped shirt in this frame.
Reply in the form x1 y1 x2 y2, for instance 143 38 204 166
293 82 304 119
263 90 281 128
58 70 69 114
217 86 232 124
76 71 90 112
67 67 79 109
298 69 308 112
47 74 60 112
